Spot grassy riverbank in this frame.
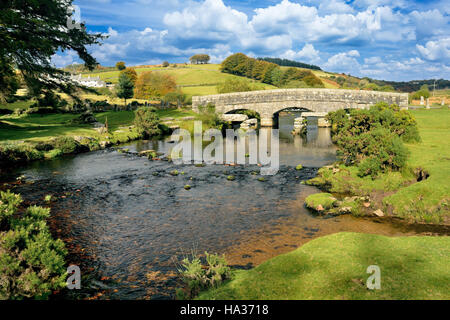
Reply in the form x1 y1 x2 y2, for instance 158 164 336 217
0 108 204 167
307 108 449 224
199 232 450 300
0 109 199 143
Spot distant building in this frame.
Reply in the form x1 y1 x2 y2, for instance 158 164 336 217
70 74 106 88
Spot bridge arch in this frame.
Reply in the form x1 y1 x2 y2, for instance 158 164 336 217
193 89 409 127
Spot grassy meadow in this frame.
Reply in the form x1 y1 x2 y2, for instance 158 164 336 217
384 108 450 222
199 232 450 300
82 64 277 96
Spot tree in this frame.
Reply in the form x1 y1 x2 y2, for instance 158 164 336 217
134 71 177 100
121 68 138 85
0 1 104 100
116 72 134 105
162 61 170 68
134 107 161 138
116 61 126 70
0 59 20 103
190 54 211 64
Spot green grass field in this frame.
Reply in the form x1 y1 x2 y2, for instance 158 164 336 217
0 109 199 143
384 108 450 222
82 64 277 96
199 232 450 300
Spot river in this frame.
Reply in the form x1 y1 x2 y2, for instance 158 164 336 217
2 112 446 300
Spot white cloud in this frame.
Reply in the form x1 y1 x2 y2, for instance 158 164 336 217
410 9 449 39
51 51 78 68
163 0 249 42
416 38 450 61
323 50 361 73
281 44 321 64
318 0 354 14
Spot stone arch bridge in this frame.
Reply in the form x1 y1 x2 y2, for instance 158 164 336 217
192 89 409 126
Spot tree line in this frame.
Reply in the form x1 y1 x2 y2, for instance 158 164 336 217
220 53 324 88
258 57 322 71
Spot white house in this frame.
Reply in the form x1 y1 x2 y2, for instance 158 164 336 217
70 74 106 88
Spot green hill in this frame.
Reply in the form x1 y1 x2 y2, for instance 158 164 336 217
81 64 277 96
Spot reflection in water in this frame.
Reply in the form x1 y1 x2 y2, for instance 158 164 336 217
3 114 444 300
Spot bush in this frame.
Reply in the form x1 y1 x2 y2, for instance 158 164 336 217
51 137 80 154
0 191 67 299
198 104 226 130
217 79 254 94
133 107 162 138
0 143 44 164
178 252 231 299
326 103 418 178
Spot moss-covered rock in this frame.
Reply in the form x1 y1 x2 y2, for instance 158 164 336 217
305 193 337 212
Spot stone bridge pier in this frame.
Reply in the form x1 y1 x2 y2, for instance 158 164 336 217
192 89 409 127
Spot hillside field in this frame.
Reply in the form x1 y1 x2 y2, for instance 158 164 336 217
81 64 277 96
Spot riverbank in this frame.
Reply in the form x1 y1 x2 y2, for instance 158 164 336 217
306 108 449 224
199 232 450 300
0 108 203 169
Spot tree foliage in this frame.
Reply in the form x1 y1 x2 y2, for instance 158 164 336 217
133 107 161 138
116 72 135 105
326 102 420 178
220 53 324 88
411 85 431 100
120 68 138 85
0 0 104 100
134 71 177 100
116 61 126 70
189 54 211 64
217 79 255 94
258 57 322 71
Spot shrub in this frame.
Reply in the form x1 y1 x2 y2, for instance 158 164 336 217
198 104 226 130
0 191 67 300
178 252 231 299
326 103 418 178
51 137 80 154
217 79 254 94
0 143 43 164
133 107 162 138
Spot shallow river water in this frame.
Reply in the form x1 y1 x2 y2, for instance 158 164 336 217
3 113 447 300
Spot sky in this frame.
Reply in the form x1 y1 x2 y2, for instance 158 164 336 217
52 0 450 81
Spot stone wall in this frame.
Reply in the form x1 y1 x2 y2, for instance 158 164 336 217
192 89 409 126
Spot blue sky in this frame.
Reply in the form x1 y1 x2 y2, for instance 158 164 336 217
53 0 450 81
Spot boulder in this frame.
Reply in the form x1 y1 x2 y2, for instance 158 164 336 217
374 209 385 217
305 193 338 213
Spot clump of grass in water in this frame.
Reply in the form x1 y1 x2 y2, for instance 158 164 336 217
176 251 231 300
